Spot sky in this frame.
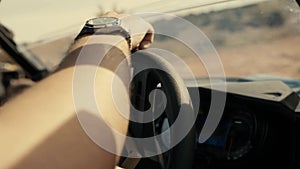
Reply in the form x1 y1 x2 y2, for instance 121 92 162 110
0 0 267 43
0 0 159 42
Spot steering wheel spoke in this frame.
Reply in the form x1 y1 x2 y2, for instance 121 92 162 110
129 50 196 169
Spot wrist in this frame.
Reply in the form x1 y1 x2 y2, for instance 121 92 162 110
70 35 130 56
58 35 131 71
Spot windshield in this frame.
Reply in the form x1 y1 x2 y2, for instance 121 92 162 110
0 0 299 79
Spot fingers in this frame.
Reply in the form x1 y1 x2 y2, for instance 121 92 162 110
139 27 154 49
122 15 155 50
100 11 155 50
102 11 129 18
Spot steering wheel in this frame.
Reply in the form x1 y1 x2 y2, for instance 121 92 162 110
129 50 196 169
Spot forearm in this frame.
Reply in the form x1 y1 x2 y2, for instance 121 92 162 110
0 35 131 169
59 35 130 70
0 11 154 169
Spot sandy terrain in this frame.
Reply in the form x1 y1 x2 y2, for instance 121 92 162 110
1 0 299 81
216 35 300 79
1 32 299 82
1 34 298 81
150 34 300 80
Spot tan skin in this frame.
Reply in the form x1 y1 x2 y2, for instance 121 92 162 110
0 12 154 169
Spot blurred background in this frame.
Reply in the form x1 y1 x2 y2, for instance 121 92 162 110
0 0 299 100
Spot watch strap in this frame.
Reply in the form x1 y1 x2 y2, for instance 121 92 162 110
75 19 132 50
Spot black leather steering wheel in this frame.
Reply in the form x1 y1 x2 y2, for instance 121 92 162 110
129 50 196 169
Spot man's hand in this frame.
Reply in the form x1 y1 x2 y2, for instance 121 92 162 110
62 12 155 70
101 12 154 50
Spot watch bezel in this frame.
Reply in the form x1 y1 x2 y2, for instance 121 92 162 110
85 17 121 29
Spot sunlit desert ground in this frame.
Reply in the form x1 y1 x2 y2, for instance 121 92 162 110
175 35 300 79
1 0 299 81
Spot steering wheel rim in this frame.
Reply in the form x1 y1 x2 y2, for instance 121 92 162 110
129 50 196 169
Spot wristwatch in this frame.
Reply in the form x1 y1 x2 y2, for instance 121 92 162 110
75 17 131 49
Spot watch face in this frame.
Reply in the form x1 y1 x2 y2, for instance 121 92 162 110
86 17 120 28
